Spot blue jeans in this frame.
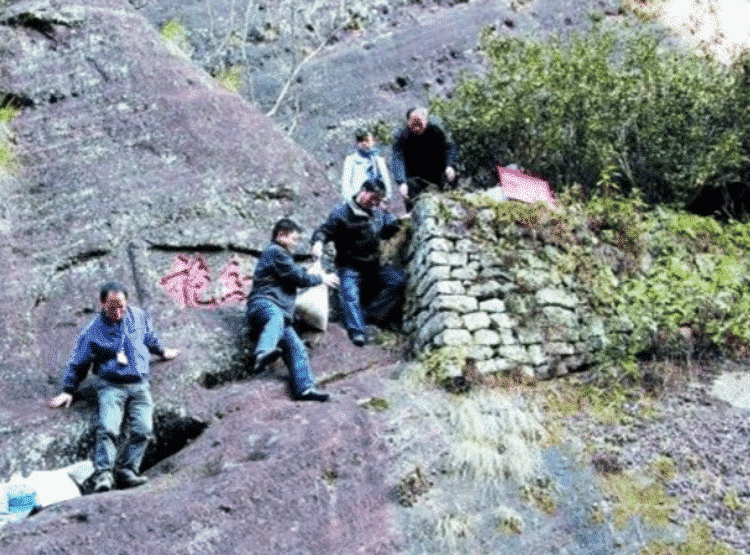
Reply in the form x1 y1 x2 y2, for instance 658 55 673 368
92 376 153 475
246 298 316 397
338 264 407 338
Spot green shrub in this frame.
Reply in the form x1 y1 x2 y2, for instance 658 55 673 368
469 190 750 363
433 26 750 206
581 203 750 362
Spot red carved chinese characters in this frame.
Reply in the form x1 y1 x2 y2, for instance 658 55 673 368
159 254 252 308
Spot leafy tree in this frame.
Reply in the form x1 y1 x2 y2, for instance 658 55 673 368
433 27 750 206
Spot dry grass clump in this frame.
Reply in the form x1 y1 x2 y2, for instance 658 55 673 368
495 505 525 535
446 391 547 485
433 511 476 553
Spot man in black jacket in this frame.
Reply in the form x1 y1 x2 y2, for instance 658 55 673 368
247 218 339 401
311 179 407 347
390 106 458 212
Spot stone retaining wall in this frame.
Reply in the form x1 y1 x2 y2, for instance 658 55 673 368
403 195 607 381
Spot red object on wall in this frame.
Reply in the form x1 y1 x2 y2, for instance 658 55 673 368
496 165 557 208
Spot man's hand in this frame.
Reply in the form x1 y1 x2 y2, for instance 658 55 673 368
399 183 409 198
47 392 73 409
161 348 179 360
311 241 324 261
445 166 456 182
322 272 340 289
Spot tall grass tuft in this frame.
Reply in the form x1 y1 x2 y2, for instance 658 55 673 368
446 391 546 484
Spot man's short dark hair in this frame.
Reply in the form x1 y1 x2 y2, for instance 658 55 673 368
272 218 302 241
99 281 128 303
361 179 387 197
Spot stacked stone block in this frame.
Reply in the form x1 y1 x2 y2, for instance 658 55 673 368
404 195 606 381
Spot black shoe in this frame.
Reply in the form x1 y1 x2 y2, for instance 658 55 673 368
350 333 367 347
295 388 330 402
116 469 148 489
93 471 114 493
253 348 282 372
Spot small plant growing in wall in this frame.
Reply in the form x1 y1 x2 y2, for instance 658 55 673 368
419 346 469 385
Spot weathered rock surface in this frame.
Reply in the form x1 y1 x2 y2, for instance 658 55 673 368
0 0 341 475
128 0 625 172
3 0 750 554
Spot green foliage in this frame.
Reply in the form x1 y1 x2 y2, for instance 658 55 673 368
612 231 749 358
420 346 468 383
651 455 676 483
541 378 634 425
603 472 677 529
641 521 740 555
723 489 747 514
0 137 14 172
358 397 390 411
0 104 19 173
433 26 750 205
214 65 243 93
160 19 192 59
369 119 395 146
585 191 647 256
470 189 750 367
571 199 750 362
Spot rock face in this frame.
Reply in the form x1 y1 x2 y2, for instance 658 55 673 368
0 0 340 475
127 0 624 173
5 0 750 554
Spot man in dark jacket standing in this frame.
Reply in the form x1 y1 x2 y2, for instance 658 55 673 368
311 179 407 347
390 106 458 212
246 218 339 402
47 281 179 493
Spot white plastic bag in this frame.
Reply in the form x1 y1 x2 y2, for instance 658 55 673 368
295 261 330 331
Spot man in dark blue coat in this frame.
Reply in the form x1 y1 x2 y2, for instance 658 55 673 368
246 218 339 401
48 281 179 492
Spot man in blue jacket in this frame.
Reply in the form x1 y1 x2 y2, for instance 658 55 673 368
48 282 178 493
246 218 339 402
311 179 408 347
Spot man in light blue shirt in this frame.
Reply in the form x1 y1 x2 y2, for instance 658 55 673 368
48 282 178 492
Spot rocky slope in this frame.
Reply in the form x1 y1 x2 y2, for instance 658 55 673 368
2 0 750 554
0 0 341 476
